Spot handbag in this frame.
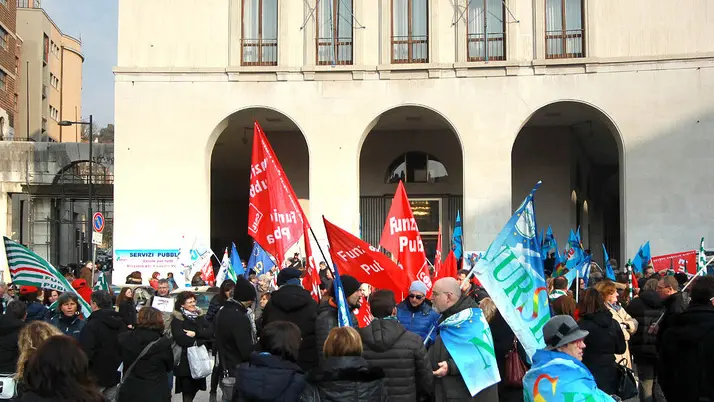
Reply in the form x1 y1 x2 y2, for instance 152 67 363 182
187 342 212 379
504 338 527 388
218 354 236 400
615 358 638 400
0 373 16 400
113 338 160 402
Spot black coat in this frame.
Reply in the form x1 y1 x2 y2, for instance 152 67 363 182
300 356 387 402
489 310 528 402
315 300 358 366
49 313 85 340
657 291 689 347
261 284 319 371
358 318 432 402
24 301 49 323
117 328 173 402
205 295 226 324
578 310 627 395
625 290 664 363
428 296 499 402
169 310 213 377
118 299 137 328
658 305 714 402
233 352 306 402
79 308 126 387
214 300 253 376
20 392 106 402
0 314 24 373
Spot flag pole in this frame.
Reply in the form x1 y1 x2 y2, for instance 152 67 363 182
575 266 579 303
308 224 333 273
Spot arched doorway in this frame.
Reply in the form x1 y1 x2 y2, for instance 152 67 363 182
512 101 622 266
358 106 463 262
210 108 309 258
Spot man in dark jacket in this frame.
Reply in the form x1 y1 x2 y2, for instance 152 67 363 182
79 290 125 400
215 277 256 381
315 274 361 365
261 267 319 371
0 301 26 374
656 275 689 346
658 275 714 402
396 280 440 347
429 278 498 401
18 286 49 322
360 289 433 402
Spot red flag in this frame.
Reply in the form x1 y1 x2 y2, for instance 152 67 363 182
433 230 442 278
302 222 321 302
248 121 306 266
651 250 697 274
442 250 458 279
200 258 215 286
324 217 410 297
379 182 431 293
354 296 373 328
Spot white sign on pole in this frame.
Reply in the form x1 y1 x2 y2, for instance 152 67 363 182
92 232 103 245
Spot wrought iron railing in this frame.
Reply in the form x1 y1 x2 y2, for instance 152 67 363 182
467 32 506 61
316 37 353 65
545 28 584 59
391 35 428 64
241 38 278 66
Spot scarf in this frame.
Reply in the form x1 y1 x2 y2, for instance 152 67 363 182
181 307 200 320
246 307 257 343
608 302 622 312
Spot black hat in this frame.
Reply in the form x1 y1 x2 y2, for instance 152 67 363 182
232 277 257 302
277 268 302 286
329 275 361 298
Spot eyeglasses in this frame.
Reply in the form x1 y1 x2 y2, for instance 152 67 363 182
408 294 424 300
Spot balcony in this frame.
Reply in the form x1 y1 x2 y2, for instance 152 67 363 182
316 37 353 65
17 0 41 8
391 35 428 64
241 38 277 66
546 29 585 59
41 84 47 99
467 32 506 62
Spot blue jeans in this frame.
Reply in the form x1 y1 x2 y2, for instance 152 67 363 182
167 371 174 393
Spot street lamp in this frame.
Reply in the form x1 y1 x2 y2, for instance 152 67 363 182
59 115 94 276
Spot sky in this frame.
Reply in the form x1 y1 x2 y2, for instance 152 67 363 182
42 0 118 128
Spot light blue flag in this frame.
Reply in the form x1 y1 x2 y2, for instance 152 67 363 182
472 182 550 358
246 241 275 277
565 230 584 270
440 308 500 396
602 244 616 280
230 242 244 277
565 255 592 290
631 241 651 274
330 262 353 327
541 226 555 260
452 211 463 260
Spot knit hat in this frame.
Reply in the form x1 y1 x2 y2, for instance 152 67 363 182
409 280 428 295
232 277 257 302
277 268 303 287
329 275 361 297
19 285 38 295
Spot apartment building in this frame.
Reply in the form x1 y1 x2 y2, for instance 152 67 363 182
0 0 20 140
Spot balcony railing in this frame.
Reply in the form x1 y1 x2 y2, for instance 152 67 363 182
241 38 278 66
391 35 428 64
316 37 353 65
467 32 506 62
17 0 41 8
546 29 584 59
41 84 47 99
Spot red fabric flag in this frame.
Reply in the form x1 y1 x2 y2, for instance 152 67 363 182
302 222 321 302
353 296 373 328
379 181 431 293
248 121 306 266
442 250 458 280
651 250 697 274
200 258 215 286
433 230 442 278
324 217 410 297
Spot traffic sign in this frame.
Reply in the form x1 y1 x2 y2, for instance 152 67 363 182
92 232 103 245
92 212 105 233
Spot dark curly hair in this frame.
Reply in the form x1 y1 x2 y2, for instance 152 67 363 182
174 291 196 312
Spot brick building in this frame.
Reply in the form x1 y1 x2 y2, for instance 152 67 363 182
0 0 20 140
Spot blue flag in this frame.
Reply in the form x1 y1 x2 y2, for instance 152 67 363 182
472 182 550 358
440 308 500 396
631 241 651 274
602 244 615 280
541 225 555 260
230 242 244 277
452 211 463 260
565 255 592 290
565 230 584 270
246 242 275 277
330 262 353 327
553 237 562 266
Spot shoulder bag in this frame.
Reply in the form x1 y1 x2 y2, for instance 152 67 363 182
505 338 527 388
113 338 161 402
615 357 638 400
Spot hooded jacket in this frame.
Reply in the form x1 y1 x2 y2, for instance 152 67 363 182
395 299 440 346
49 312 85 340
359 318 432 402
577 310 626 395
300 356 387 402
79 308 126 387
0 314 25 373
625 290 664 362
315 299 358 366
117 328 173 402
72 279 92 304
261 284 319 371
233 352 306 402
658 304 714 402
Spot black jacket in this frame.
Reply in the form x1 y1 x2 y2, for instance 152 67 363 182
300 356 387 402
578 310 627 395
118 299 137 328
0 314 24 373
428 296 499 402
658 305 714 402
625 290 664 363
117 328 173 402
49 313 85 340
315 300 358 366
261 284 319 371
657 291 689 347
233 352 306 402
79 308 126 387
214 300 253 376
20 392 106 402
358 318 432 402
205 295 226 324
169 310 213 378
24 301 49 323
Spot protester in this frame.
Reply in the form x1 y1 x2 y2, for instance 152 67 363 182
0 301 26 374
429 277 498 401
551 294 577 317
15 321 63 397
315 275 361 365
596 280 638 368
20 335 106 402
118 307 173 402
656 275 689 344
49 292 85 339
206 280 235 324
72 278 93 304
395 280 440 346
171 291 213 402
457 269 488 302
0 283 11 313
79 261 96 287
523 315 615 401
318 262 334 285
302 326 387 401
550 276 569 300
570 277 586 297
638 266 656 290
117 287 137 329
126 271 143 285
18 287 49 323
42 289 60 307
577 288 626 395
234 321 307 402
359 289 432 402
191 272 206 287
658 275 714 402
149 272 161 290
254 274 273 319
261 268 319 371
257 292 271 327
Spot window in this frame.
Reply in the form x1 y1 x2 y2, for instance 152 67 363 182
391 0 428 64
43 34 49 64
386 152 448 184
467 0 505 61
0 70 6 91
0 27 7 50
0 0 6 7
49 73 59 89
545 0 584 59
241 0 278 66
316 0 353 65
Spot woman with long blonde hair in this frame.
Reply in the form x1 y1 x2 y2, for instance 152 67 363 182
16 321 62 385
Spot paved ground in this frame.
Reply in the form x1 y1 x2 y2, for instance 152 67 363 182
171 390 223 402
